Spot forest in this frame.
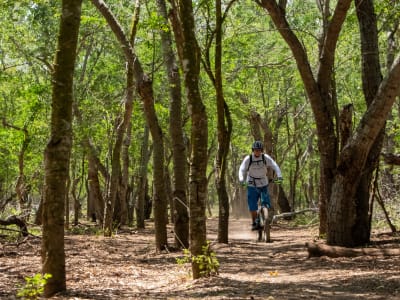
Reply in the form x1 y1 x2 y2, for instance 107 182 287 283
1 0 400 299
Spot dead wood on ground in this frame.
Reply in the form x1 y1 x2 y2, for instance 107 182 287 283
306 242 400 258
0 215 28 236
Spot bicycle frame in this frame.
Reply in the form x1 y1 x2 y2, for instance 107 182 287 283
257 204 271 243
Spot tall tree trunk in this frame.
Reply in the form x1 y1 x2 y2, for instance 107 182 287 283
257 0 347 235
71 177 80 226
2 121 31 219
175 0 209 278
155 0 188 249
352 0 384 245
214 0 233 244
103 57 135 236
92 0 168 249
41 0 82 296
87 155 104 225
118 120 132 226
136 125 150 229
328 55 400 246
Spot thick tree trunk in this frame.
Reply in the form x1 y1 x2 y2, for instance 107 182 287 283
257 0 347 236
328 55 400 246
42 0 82 296
351 0 384 246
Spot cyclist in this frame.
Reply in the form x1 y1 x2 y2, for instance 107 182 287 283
238 140 283 230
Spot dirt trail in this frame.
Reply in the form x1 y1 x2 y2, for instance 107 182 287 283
1 218 399 299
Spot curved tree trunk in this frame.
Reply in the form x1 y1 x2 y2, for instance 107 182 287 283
91 0 168 249
257 0 347 236
328 55 400 246
42 0 82 296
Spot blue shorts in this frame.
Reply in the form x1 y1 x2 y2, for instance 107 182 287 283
247 185 270 211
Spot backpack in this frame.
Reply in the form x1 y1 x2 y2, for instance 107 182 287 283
247 154 266 171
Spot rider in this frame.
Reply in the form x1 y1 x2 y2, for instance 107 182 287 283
238 140 283 230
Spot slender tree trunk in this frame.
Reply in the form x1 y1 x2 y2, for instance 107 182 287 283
136 125 150 229
41 0 82 296
87 155 104 225
64 177 71 229
213 0 232 244
155 0 188 249
175 0 209 278
71 177 80 226
92 0 168 249
119 120 132 226
2 122 30 219
103 60 135 236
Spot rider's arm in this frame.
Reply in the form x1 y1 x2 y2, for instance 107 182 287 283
263 154 282 178
238 155 250 182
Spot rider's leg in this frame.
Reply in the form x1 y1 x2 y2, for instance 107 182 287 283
247 186 259 229
260 186 271 208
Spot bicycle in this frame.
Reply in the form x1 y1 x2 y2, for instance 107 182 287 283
256 178 281 243
256 201 271 243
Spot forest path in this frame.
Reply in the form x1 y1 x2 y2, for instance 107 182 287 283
1 218 399 299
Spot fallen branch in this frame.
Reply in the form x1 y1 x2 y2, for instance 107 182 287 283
0 215 28 236
272 208 318 223
382 152 400 165
306 242 400 258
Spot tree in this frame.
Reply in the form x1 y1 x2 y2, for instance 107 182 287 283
172 0 209 278
256 0 400 246
91 0 168 249
155 0 189 249
41 0 82 296
200 0 235 243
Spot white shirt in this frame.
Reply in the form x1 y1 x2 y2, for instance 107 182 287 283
238 153 282 187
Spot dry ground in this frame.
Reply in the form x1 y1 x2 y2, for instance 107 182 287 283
1 218 399 299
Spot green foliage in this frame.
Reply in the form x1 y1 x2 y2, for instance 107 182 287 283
16 273 52 299
176 241 219 277
291 212 320 227
68 224 103 236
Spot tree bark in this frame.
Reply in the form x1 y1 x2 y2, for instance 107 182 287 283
136 125 150 229
87 155 104 224
42 0 82 296
174 0 209 278
155 0 189 249
256 0 348 235
351 0 384 246
213 0 233 244
328 55 400 246
91 0 168 249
